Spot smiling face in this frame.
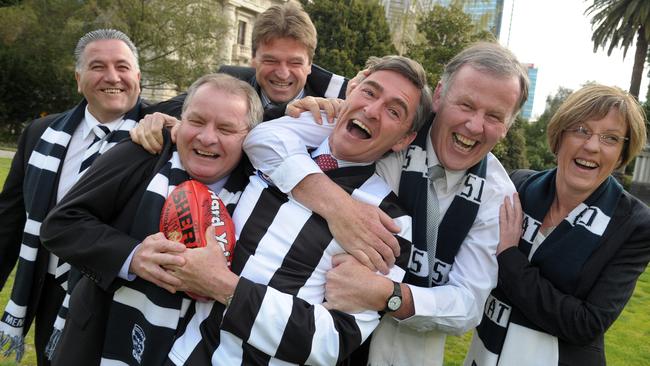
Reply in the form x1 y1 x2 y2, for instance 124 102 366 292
251 37 312 104
328 70 419 163
176 84 250 184
555 109 627 198
75 39 141 123
430 65 520 171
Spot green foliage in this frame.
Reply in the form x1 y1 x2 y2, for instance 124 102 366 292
301 0 396 77
405 4 494 86
77 0 228 93
492 117 528 171
522 87 574 171
587 0 650 98
0 0 228 135
0 1 82 132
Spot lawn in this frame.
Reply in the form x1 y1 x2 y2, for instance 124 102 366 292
0 156 649 365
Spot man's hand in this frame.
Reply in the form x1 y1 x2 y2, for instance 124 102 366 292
326 199 401 274
293 174 401 274
166 227 239 304
130 233 186 293
285 96 343 124
345 69 370 97
324 254 391 312
496 193 523 255
130 112 181 154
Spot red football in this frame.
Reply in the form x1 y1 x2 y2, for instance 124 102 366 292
160 180 237 300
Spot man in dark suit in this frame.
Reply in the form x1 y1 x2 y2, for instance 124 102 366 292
40 73 263 366
133 1 347 150
0 28 142 365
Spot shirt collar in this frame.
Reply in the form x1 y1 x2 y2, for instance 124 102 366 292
425 124 465 190
206 174 230 194
82 106 125 140
260 88 306 110
311 139 373 169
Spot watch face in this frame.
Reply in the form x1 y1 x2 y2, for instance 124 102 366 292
387 296 402 311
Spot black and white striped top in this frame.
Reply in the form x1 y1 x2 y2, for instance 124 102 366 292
167 165 413 366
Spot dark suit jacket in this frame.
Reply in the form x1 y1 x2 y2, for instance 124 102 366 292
499 169 650 365
0 113 61 330
40 136 176 366
141 63 348 121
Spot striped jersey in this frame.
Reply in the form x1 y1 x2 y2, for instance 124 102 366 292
167 164 413 365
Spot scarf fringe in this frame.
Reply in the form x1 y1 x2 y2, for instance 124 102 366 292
0 331 25 362
45 327 62 360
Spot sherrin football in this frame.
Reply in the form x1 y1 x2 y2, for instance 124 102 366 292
160 180 237 300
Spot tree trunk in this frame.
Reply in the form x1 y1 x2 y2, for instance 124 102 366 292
629 25 648 99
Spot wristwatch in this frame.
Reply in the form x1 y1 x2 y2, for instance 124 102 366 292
383 281 402 312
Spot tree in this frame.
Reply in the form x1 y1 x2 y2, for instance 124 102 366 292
301 0 396 77
0 0 228 134
72 0 228 94
587 0 650 98
405 4 494 86
523 87 574 171
0 0 83 133
492 116 528 171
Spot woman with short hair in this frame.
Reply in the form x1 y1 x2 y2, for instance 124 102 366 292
465 84 650 366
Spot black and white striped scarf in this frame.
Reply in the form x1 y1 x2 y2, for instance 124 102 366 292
97 149 249 366
0 99 140 361
398 121 487 288
468 169 622 366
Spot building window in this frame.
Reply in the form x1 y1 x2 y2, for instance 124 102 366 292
237 21 246 45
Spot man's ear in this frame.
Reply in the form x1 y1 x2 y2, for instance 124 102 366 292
75 72 82 94
391 131 417 152
432 82 443 113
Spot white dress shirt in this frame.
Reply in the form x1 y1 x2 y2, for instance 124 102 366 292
243 113 515 366
55 108 124 202
49 108 123 276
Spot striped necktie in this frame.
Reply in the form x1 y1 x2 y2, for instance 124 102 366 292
426 165 444 285
79 124 110 173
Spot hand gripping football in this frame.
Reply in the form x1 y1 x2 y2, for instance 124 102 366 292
160 180 237 300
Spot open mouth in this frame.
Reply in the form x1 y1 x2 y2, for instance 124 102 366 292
101 88 124 95
575 158 598 170
194 149 220 159
347 119 372 139
452 132 477 151
270 80 293 88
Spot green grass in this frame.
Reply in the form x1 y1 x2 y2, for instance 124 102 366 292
0 158 10 187
0 156 649 365
0 157 36 366
441 266 650 365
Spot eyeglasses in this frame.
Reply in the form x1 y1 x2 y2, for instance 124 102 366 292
564 125 629 146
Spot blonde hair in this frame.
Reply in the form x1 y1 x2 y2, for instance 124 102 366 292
547 84 647 167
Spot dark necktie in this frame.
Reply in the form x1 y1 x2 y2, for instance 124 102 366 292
79 125 111 173
315 154 339 172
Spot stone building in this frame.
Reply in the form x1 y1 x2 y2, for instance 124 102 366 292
142 0 285 101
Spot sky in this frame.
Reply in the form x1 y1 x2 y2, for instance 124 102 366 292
498 0 649 119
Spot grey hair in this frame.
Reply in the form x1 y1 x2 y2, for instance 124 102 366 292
440 41 529 127
182 73 263 130
74 29 139 71
365 55 433 134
